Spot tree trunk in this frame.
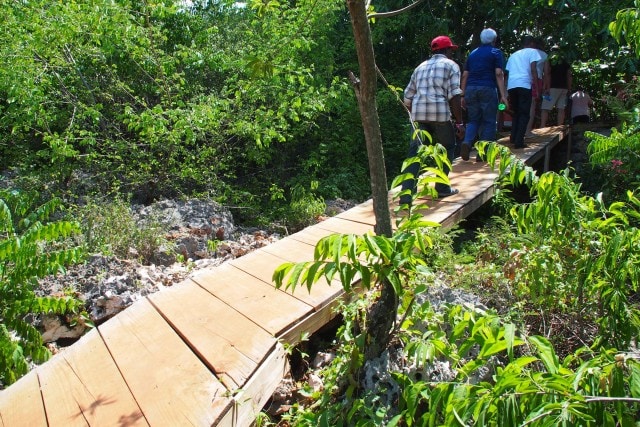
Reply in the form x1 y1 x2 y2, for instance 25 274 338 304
346 0 392 238
363 278 397 361
346 0 396 360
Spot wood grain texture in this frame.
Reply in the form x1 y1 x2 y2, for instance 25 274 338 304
149 280 276 388
191 263 313 336
99 298 230 426
38 328 147 426
0 370 47 427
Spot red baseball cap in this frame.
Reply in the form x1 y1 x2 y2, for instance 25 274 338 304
431 35 458 51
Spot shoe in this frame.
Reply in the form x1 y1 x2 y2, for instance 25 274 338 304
513 143 529 149
460 143 471 161
437 188 459 198
525 132 534 138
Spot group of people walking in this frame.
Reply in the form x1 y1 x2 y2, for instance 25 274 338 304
400 30 592 205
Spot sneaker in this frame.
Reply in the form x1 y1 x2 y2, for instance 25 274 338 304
437 188 459 198
460 143 471 161
524 132 534 138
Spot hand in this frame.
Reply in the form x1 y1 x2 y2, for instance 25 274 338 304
455 123 465 139
500 97 509 110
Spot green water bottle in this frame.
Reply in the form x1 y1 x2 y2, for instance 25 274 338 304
498 103 506 111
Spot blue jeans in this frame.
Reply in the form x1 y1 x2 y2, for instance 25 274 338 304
400 121 456 204
462 86 498 146
508 87 532 147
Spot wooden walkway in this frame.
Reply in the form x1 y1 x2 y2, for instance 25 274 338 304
0 126 569 427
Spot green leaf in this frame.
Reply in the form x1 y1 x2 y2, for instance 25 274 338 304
630 363 640 398
505 323 516 361
529 335 560 374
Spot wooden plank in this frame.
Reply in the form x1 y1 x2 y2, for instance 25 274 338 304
450 161 499 194
0 370 47 427
258 236 316 260
277 297 344 345
38 328 147 427
409 200 465 226
312 216 375 235
191 263 313 336
216 343 289 427
148 280 277 389
287 226 336 245
229 248 344 310
99 298 231 426
258 238 349 309
334 197 399 225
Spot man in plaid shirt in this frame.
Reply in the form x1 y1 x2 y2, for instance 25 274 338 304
400 35 464 206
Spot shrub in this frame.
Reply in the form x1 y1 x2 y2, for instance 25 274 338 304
585 126 640 203
74 197 170 264
0 189 84 386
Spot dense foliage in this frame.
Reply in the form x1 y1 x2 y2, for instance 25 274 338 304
0 0 360 214
0 190 85 386
272 138 640 426
1 0 638 220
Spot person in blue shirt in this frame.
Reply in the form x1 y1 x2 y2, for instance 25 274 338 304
459 28 509 161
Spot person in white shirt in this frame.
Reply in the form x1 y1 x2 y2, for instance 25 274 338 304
525 38 547 136
571 88 593 123
506 35 542 148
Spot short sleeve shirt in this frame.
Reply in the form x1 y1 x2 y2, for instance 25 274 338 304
464 44 505 88
404 54 463 122
505 48 542 90
571 91 592 117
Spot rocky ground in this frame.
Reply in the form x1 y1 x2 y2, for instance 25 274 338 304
34 198 359 351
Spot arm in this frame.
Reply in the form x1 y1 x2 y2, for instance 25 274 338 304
449 94 465 138
449 94 464 124
495 68 508 107
448 63 464 123
403 99 412 113
403 74 416 113
543 61 551 92
460 70 469 109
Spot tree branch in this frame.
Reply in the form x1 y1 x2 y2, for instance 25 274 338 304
367 0 426 19
584 396 640 403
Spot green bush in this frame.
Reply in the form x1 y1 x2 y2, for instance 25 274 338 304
270 141 640 425
0 189 85 386
585 126 640 203
279 297 640 426
74 197 170 264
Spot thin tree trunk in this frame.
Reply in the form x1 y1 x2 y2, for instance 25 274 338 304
346 0 396 360
346 0 392 238
363 278 398 361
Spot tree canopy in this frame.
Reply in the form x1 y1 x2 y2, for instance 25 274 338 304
0 0 637 219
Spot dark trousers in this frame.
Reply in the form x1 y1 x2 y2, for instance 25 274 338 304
508 87 532 147
400 121 456 204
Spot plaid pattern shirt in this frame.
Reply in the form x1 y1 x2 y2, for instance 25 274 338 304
404 54 463 123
